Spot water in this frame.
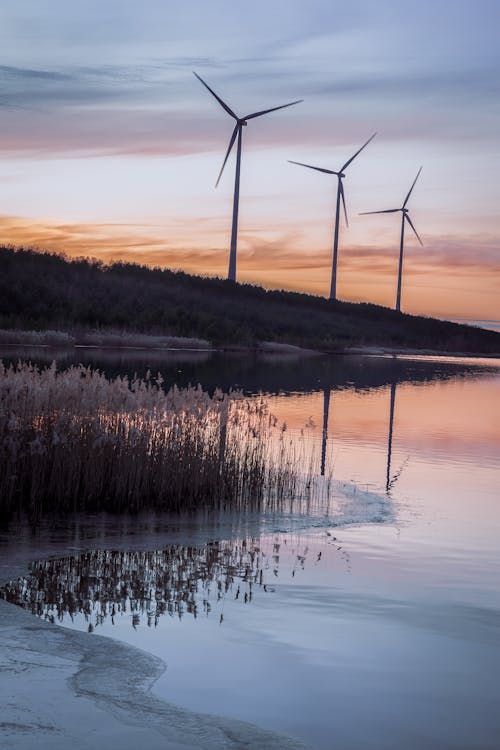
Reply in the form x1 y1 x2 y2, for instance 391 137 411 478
1 351 499 749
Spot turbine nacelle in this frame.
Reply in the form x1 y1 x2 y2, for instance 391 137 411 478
287 133 376 252
194 71 302 188
359 167 423 247
287 132 376 300
287 133 376 183
193 70 303 282
358 166 424 311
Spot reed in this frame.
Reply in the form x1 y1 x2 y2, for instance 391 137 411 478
0 362 307 520
78 329 211 349
0 327 210 349
0 328 76 346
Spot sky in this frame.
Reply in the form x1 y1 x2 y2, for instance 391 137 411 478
0 0 499 321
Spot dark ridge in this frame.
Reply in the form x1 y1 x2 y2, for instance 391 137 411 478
1 245 499 354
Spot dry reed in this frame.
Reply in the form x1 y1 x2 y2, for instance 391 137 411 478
0 328 210 349
0 362 308 519
0 329 76 346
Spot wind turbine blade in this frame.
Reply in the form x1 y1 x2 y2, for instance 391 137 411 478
215 124 239 187
404 213 423 245
403 166 422 208
288 160 335 175
340 180 348 227
244 99 303 120
193 71 238 119
340 132 377 172
359 209 400 215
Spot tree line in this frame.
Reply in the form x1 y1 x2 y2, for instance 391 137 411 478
0 245 498 354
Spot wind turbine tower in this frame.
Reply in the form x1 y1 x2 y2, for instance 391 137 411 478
360 167 423 312
320 388 331 477
386 381 397 494
194 72 302 282
288 133 376 300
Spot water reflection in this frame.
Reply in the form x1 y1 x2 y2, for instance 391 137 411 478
0 539 286 631
321 389 330 476
0 360 499 750
385 382 408 495
1 347 497 396
0 346 212 372
319 381 406 493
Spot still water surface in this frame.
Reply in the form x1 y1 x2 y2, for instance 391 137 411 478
1 351 499 749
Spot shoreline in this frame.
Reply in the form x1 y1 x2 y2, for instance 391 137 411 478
0 339 499 361
0 599 306 750
0 480 389 750
0 520 309 750
339 345 500 360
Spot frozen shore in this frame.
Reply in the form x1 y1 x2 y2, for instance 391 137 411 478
0 518 312 750
0 481 389 750
0 597 307 750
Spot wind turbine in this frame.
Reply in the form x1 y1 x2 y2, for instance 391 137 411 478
193 72 302 282
360 167 423 312
288 133 376 300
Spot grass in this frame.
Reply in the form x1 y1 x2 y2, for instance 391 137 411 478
0 361 312 521
0 327 211 350
77 330 211 349
0 329 76 347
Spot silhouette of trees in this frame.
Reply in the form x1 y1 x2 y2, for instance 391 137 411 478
0 246 498 353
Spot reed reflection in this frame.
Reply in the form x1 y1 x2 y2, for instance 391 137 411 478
0 539 288 631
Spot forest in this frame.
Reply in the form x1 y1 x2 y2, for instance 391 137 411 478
1 245 498 354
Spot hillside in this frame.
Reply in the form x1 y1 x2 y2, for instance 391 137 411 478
0 245 499 354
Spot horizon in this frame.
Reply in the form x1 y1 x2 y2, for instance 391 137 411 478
1 1 499 321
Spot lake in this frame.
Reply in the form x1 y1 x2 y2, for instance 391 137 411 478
1 349 499 750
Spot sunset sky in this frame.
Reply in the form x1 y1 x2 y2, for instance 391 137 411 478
1 1 499 321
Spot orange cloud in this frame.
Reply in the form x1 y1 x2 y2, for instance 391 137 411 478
1 214 498 321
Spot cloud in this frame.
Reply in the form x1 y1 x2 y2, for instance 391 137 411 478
1 35 498 157
1 212 497 290
0 65 72 81
0 213 498 319
0 215 227 273
0 64 152 109
344 235 500 271
0 109 225 158
0 57 225 111
305 69 500 117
